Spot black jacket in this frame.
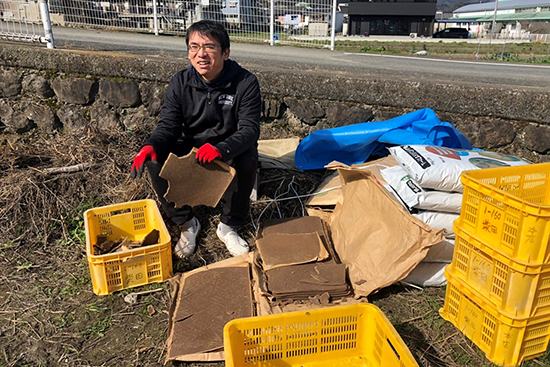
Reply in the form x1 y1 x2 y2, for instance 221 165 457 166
144 59 261 161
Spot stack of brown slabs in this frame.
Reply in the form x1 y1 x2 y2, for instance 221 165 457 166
167 266 253 357
265 262 351 301
257 232 329 270
259 216 340 263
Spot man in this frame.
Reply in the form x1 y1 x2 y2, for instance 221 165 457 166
130 20 261 259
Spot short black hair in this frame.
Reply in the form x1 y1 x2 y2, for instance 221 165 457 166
186 20 230 52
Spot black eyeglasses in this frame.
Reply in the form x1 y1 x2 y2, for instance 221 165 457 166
188 43 220 53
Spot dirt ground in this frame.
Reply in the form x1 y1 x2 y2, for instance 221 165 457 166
1 125 549 367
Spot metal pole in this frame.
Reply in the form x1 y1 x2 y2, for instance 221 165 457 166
476 27 482 58
38 0 54 49
152 0 159 36
270 0 274 46
487 0 498 57
330 0 337 50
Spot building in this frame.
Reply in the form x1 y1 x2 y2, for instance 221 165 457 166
346 0 437 37
221 0 268 29
452 0 550 40
1 0 42 23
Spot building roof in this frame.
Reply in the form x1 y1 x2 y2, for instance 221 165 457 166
455 0 550 14
476 10 550 21
436 19 477 23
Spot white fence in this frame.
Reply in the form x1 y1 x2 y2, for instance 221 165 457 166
0 0 54 47
44 0 339 49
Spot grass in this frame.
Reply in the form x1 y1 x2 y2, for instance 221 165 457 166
230 32 550 62
83 316 112 338
333 39 550 63
53 313 76 330
58 285 80 299
63 200 97 246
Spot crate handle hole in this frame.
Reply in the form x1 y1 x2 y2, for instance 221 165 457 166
386 338 401 360
110 208 131 216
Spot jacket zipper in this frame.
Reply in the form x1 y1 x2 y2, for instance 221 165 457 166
206 87 214 125
207 88 212 105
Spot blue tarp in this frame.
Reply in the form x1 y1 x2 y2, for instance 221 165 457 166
294 108 472 170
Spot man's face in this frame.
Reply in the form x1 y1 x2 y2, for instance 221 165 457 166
188 32 230 82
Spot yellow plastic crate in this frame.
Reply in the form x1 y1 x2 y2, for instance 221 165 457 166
441 269 550 367
84 199 172 295
223 304 419 367
450 223 550 318
460 163 550 264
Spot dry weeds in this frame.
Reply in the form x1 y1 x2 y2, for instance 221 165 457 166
0 128 549 367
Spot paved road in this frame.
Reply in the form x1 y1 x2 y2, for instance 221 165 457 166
50 26 550 91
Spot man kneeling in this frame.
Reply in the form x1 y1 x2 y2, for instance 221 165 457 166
130 20 261 258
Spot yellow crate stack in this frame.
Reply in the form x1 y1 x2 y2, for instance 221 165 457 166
440 163 550 367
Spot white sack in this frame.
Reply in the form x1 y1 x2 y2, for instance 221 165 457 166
402 262 448 287
412 211 460 238
389 145 530 192
424 238 455 263
381 165 463 213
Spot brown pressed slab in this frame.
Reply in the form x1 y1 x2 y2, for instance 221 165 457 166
260 216 326 237
257 232 328 270
169 266 253 356
160 151 236 208
259 216 340 263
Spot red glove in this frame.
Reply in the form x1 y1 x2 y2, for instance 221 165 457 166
196 143 222 164
130 145 157 178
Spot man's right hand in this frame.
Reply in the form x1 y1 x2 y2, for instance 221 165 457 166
130 145 157 179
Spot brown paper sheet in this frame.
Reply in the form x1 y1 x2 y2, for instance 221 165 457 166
166 254 255 363
330 168 444 297
306 155 399 209
251 253 273 316
159 150 236 208
304 171 342 207
257 232 328 270
258 138 300 169
306 207 335 225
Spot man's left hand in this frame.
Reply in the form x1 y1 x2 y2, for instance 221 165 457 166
196 143 222 164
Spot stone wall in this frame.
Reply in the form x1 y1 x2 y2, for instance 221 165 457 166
0 43 549 162
0 68 162 135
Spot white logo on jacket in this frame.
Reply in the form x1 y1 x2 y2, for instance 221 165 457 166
218 94 234 106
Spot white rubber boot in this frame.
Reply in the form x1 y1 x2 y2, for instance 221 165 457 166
216 222 249 257
173 217 201 258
